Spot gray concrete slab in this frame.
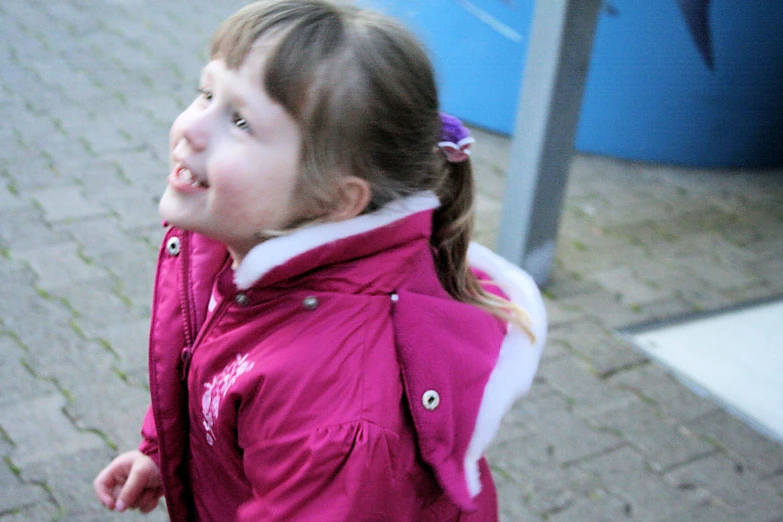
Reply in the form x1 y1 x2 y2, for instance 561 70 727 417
1 0 782 520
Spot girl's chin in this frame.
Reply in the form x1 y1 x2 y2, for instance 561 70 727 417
158 191 196 230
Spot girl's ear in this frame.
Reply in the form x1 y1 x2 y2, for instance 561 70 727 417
329 176 372 221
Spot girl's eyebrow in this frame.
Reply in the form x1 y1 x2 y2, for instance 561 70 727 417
200 63 218 82
228 91 249 109
200 63 249 107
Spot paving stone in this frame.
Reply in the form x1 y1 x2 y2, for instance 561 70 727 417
686 409 783 479
721 281 783 305
508 392 624 466
4 154 74 193
651 499 736 522
491 379 557 447
59 218 139 260
0 502 62 522
0 463 49 517
0 394 104 467
589 265 673 306
0 337 59 405
665 453 783 521
0 206 72 250
678 256 760 294
539 295 587 328
554 229 638 275
578 446 724 522
13 242 108 291
607 362 719 423
54 220 157 313
544 491 632 522
56 158 135 198
0 183 26 212
538 355 640 417
536 336 568 363
749 257 783 289
487 434 603 516
65 384 150 455
90 248 157 313
58 340 150 451
767 472 783 495
15 326 102 389
541 269 601 300
628 295 696 325
76 118 139 155
54 275 136 336
31 185 109 222
678 284 746 312
492 474 544 522
589 401 716 472
101 145 168 191
553 289 646 329
0 283 75 354
91 317 154 380
135 225 167 253
0 253 36 291
97 189 164 231
546 319 648 376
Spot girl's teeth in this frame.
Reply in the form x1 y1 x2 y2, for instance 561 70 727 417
180 167 207 188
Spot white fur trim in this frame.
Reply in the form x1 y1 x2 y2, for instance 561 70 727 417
463 242 547 496
234 192 440 289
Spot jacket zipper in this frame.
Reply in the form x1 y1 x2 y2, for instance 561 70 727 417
179 295 233 381
177 231 197 381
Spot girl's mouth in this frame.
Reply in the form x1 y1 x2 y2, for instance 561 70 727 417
169 165 209 191
178 166 209 188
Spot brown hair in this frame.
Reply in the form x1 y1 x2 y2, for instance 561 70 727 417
210 0 533 338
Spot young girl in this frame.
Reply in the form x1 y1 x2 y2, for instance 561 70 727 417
93 1 546 520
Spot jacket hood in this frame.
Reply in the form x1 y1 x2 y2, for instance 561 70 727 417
464 242 547 496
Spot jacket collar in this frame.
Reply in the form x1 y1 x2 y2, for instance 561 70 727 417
234 192 440 290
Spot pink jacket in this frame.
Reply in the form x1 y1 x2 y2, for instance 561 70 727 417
139 193 546 521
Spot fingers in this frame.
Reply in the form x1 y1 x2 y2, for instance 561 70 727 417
93 453 133 510
94 450 162 513
115 452 162 512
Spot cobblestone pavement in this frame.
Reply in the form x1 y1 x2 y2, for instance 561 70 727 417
1 1 782 520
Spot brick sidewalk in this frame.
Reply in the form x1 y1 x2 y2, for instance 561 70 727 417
1 1 782 520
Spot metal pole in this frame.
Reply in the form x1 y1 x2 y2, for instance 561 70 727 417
496 0 602 286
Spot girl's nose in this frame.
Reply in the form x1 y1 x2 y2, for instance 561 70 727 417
180 109 211 151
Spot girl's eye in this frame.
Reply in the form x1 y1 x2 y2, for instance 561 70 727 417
233 113 251 132
198 88 213 101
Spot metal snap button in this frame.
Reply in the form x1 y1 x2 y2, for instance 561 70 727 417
302 296 319 310
166 236 180 256
422 390 440 410
235 293 249 306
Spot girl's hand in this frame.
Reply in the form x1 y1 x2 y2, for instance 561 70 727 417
93 450 163 514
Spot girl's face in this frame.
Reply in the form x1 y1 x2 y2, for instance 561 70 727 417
160 44 306 265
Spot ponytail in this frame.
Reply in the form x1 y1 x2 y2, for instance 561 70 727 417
431 155 536 343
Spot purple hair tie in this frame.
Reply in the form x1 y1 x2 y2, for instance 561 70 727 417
438 112 475 163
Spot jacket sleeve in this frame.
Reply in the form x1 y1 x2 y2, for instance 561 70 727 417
137 405 160 466
236 420 411 522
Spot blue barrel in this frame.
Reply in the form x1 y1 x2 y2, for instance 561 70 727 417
362 0 783 168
